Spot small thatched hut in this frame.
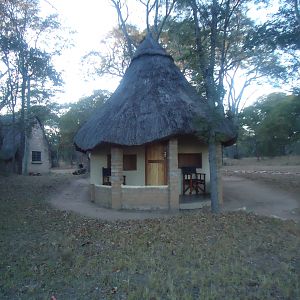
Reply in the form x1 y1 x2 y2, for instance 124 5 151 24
74 34 235 210
0 117 51 174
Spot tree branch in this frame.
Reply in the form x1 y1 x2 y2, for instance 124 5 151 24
294 0 300 26
156 0 176 40
191 0 206 80
111 0 134 58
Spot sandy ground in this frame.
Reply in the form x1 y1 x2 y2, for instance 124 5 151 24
49 167 300 222
51 168 76 174
223 175 300 222
50 176 178 221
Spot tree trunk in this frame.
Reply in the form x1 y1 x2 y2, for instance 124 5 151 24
208 131 220 213
12 107 16 173
22 76 31 175
111 0 134 59
19 72 27 174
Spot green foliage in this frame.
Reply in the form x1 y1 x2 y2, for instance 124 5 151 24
0 90 110 166
57 90 110 163
82 25 144 78
30 103 60 124
163 1 289 115
161 17 205 92
251 0 300 85
0 0 68 173
270 0 299 50
0 0 64 110
238 93 300 157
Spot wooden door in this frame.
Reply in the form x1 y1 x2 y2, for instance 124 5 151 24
146 142 167 185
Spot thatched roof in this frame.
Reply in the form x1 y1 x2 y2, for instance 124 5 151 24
0 117 21 161
74 34 236 152
0 116 46 161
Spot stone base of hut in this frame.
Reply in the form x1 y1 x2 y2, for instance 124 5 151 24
91 184 170 210
87 138 226 211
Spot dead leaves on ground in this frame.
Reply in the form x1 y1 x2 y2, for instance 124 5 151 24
0 174 299 299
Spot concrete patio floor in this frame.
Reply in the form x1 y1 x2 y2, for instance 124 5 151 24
179 194 211 210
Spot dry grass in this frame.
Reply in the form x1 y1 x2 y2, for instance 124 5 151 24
0 174 299 299
224 155 300 167
223 155 300 198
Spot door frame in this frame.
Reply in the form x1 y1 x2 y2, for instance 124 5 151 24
145 141 168 185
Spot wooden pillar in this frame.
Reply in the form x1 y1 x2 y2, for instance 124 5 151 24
111 147 123 209
168 138 179 210
216 143 223 204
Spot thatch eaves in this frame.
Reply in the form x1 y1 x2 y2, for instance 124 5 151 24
74 34 236 152
0 121 21 161
0 116 47 161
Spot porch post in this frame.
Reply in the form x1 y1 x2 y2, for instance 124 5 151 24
216 143 223 205
111 146 123 209
168 138 179 210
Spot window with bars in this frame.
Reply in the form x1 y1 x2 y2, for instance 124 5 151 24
32 151 42 162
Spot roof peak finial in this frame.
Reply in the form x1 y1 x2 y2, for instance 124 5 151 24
132 32 171 61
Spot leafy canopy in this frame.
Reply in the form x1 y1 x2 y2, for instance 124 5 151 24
240 92 300 156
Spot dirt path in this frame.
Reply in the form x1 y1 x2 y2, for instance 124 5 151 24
49 177 178 221
50 174 300 222
223 175 300 222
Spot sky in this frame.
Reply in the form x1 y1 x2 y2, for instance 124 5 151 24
40 0 284 107
40 0 137 104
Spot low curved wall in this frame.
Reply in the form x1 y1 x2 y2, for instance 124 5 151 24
92 184 112 208
121 185 169 210
91 184 169 210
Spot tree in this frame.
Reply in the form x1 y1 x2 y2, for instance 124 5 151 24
240 93 300 157
251 0 300 88
171 0 261 212
0 0 65 174
82 1 176 79
58 90 110 164
163 0 295 212
82 25 143 78
166 1 287 115
137 0 176 40
104 0 295 212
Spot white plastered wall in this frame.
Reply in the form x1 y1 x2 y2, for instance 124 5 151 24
123 146 145 185
90 145 146 186
90 146 110 185
27 121 51 173
177 136 210 194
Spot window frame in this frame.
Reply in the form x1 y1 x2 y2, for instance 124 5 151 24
107 153 137 171
178 153 202 168
32 151 42 163
123 154 137 171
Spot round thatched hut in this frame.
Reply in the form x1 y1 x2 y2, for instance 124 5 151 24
74 34 235 210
